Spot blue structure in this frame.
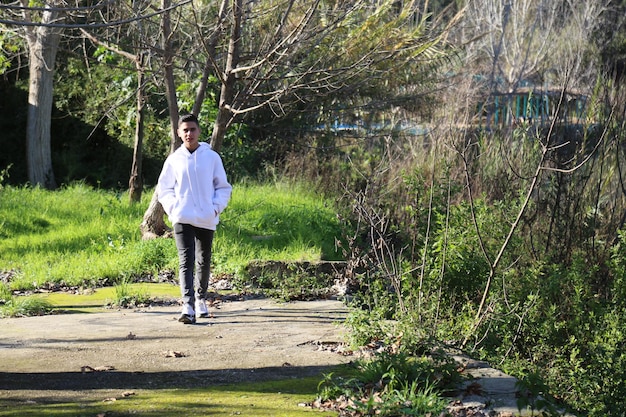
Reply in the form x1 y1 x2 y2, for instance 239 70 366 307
477 87 587 128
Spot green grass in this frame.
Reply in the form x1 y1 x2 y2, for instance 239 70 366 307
0 377 328 417
0 283 179 316
0 296 52 317
216 180 344 272
0 181 342 291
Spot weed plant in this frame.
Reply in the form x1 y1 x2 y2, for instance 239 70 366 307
0 180 342 293
316 351 456 416
0 283 11 303
0 295 52 318
108 276 151 308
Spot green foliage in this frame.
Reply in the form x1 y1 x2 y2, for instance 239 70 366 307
220 123 267 181
54 56 169 180
0 295 52 318
0 32 22 75
372 381 448 417
317 351 455 416
515 372 563 417
344 289 399 348
176 78 218 125
0 282 12 304
108 276 151 308
324 118 626 416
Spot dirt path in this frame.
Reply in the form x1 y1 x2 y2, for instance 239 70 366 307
0 298 352 403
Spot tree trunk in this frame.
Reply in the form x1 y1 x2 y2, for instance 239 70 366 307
140 0 179 239
25 7 62 189
162 0 180 155
193 0 229 119
129 54 146 203
140 191 171 240
210 0 242 153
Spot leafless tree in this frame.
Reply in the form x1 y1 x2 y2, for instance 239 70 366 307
462 0 611 94
463 0 561 92
548 0 610 89
139 0 452 237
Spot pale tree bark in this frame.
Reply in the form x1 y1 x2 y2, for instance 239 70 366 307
464 0 560 92
463 0 610 93
23 3 64 189
549 0 609 87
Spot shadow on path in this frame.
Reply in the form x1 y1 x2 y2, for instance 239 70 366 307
0 364 339 391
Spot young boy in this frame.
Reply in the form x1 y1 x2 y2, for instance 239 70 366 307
157 114 232 324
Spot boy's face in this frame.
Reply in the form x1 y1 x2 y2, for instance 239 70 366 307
178 121 200 151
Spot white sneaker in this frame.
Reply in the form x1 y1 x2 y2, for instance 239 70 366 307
179 303 196 324
195 299 209 318
181 303 195 316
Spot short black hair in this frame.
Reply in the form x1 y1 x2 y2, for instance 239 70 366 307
178 113 199 127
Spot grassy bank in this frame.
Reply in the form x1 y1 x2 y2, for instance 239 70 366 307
0 181 342 292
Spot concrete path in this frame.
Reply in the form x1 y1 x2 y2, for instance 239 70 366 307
0 298 573 415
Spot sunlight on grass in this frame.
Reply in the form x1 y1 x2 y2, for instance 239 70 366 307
0 377 325 417
0 296 52 318
216 182 343 273
0 283 176 316
0 181 343 291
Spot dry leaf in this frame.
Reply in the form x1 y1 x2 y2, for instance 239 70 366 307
81 365 115 373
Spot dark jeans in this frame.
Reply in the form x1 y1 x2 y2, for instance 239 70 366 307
173 223 214 308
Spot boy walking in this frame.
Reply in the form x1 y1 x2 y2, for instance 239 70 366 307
157 114 232 324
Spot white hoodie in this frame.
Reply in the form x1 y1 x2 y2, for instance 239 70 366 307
157 142 232 230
